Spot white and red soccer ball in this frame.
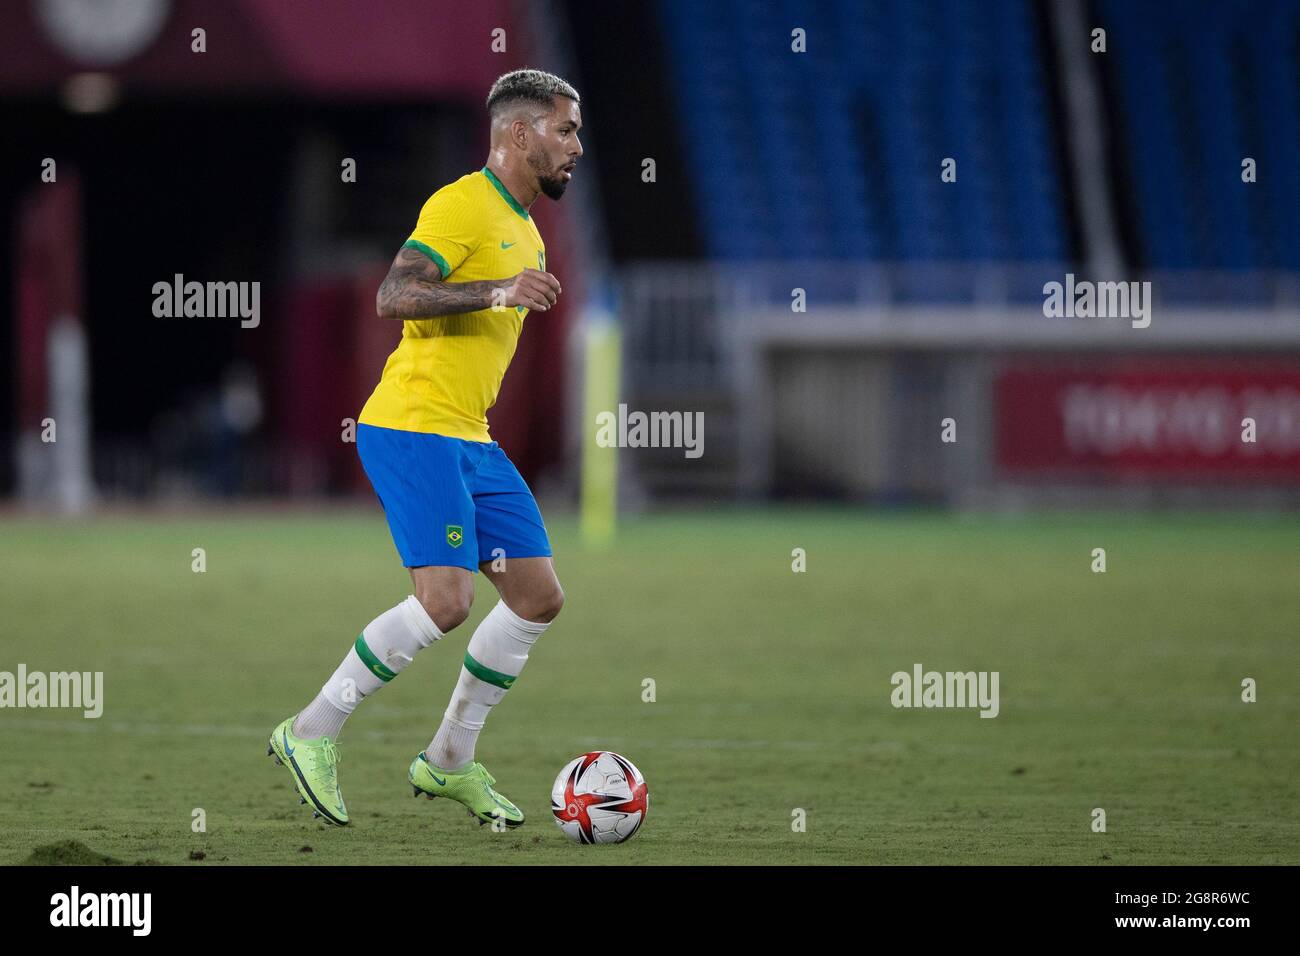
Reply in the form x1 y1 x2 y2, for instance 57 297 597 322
551 751 649 844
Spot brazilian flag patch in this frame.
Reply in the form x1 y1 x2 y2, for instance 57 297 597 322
446 525 464 548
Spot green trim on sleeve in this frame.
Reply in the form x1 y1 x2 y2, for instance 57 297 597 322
402 239 452 278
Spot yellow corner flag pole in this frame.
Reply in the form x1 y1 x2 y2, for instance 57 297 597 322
580 283 619 548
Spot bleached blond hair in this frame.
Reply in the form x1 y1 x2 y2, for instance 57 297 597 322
487 68 580 119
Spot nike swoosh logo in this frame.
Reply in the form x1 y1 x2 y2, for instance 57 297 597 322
500 240 516 249
282 729 294 757
431 772 447 786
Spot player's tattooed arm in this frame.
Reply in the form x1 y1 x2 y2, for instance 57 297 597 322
376 248 495 318
375 247 562 318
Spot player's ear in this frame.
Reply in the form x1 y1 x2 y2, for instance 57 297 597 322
511 117 530 150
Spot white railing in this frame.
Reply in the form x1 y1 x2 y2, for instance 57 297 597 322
618 261 1300 390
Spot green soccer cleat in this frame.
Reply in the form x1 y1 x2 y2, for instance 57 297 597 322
408 752 524 828
267 716 349 826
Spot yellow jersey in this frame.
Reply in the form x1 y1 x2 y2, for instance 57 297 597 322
358 167 546 441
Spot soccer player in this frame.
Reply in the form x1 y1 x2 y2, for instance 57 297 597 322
268 69 583 828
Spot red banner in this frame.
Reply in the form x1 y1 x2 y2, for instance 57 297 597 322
996 359 1300 478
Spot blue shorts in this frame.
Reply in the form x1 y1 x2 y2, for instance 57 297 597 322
357 423 552 571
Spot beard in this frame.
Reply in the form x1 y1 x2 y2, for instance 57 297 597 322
528 147 570 200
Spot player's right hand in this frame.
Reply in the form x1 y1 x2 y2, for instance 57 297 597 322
501 268 561 311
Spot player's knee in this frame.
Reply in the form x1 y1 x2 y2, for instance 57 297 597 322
417 584 474 633
547 584 566 622
524 583 564 624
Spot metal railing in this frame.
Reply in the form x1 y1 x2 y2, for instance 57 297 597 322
618 261 1300 390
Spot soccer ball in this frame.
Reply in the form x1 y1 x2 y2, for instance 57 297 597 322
550 751 649 844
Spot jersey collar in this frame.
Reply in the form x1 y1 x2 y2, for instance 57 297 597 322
481 166 530 221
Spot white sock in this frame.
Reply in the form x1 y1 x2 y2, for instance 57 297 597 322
426 600 548 771
294 694 347 741
293 596 442 739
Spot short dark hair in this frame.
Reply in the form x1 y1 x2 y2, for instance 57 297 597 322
486 69 580 118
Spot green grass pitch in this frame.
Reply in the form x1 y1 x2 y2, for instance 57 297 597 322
1 508 1297 865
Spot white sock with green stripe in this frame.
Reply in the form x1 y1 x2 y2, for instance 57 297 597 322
292 596 442 739
426 599 548 772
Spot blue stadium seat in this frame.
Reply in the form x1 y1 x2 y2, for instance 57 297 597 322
1094 0 1300 271
659 0 1300 290
657 0 1070 285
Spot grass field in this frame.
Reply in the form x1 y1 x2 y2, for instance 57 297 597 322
1 507 1297 865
